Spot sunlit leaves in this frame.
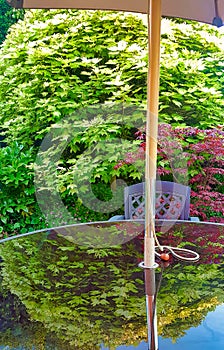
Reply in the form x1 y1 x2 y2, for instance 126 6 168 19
0 9 223 145
0 10 223 233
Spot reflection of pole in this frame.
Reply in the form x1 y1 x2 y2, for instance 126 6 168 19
144 268 158 350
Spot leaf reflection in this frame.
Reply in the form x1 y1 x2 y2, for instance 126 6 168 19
0 221 223 348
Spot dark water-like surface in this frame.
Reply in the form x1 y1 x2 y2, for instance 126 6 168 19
0 220 224 349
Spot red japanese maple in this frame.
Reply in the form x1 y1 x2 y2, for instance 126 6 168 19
117 124 224 222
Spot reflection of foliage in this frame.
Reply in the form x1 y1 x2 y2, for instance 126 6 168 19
156 221 224 264
0 233 146 349
0 317 74 350
159 297 219 341
0 224 224 347
0 275 28 331
0 275 73 349
157 263 224 341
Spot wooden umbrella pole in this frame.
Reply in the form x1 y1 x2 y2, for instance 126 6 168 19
144 0 162 267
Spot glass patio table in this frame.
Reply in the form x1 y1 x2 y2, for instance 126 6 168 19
0 219 224 349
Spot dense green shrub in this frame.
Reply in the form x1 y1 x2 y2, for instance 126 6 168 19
0 10 223 233
0 142 46 238
0 0 24 45
0 9 223 147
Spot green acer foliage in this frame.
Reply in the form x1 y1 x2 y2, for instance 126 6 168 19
0 9 223 146
0 142 46 237
0 10 223 234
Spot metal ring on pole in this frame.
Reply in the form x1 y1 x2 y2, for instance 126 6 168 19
139 261 159 269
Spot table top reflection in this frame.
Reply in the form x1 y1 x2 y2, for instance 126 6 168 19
0 220 224 349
